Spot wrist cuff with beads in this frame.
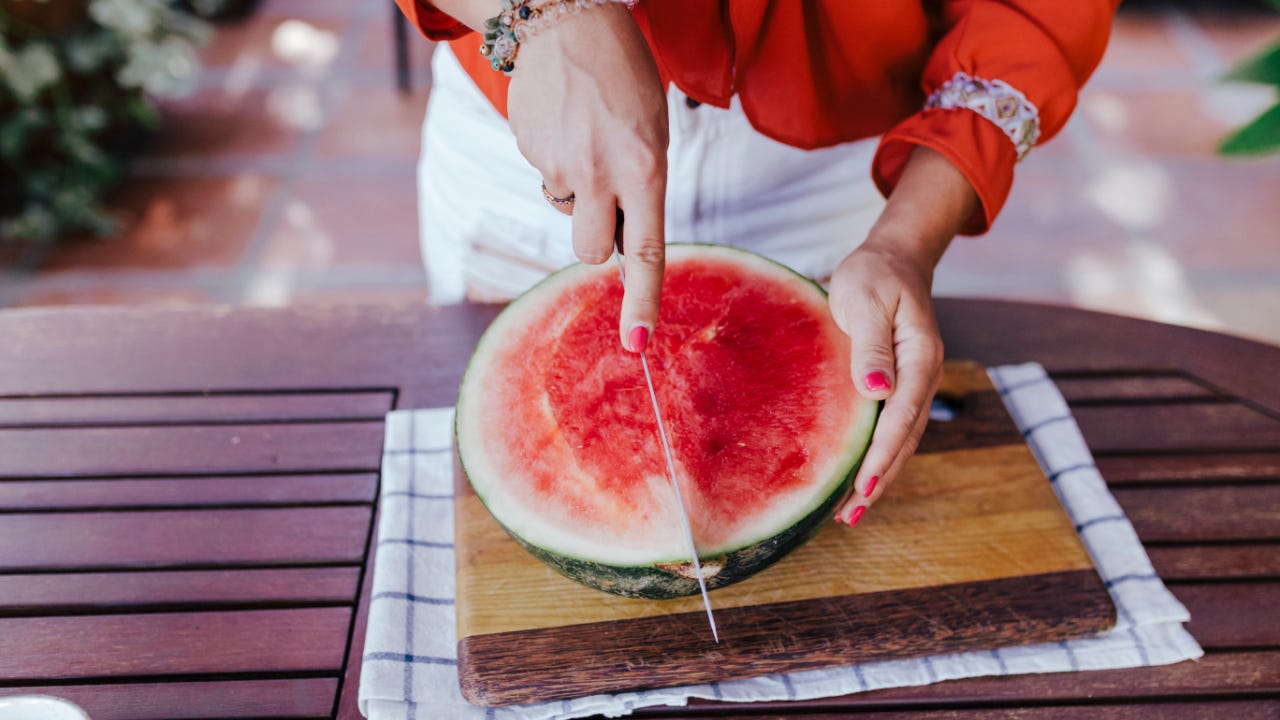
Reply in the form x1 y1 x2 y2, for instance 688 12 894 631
924 72 1041 161
481 0 637 75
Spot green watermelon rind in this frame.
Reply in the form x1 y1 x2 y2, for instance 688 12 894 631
455 244 881 599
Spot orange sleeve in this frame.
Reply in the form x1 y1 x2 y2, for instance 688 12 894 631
395 0 513 113
394 0 473 41
871 0 1119 235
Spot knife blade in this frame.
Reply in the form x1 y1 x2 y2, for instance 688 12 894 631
614 251 720 643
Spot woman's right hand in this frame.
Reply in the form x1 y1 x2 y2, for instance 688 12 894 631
506 3 669 353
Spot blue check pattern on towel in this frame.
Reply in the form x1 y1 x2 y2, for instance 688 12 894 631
358 363 1202 720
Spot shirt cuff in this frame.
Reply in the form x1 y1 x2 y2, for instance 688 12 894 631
871 107 1018 236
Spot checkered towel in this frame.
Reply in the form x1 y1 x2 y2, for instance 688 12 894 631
358 363 1202 720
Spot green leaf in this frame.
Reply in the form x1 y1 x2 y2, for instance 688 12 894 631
84 208 118 237
0 122 30 159
0 109 42 158
1224 41 1280 85
125 95 160 128
1219 101 1280 156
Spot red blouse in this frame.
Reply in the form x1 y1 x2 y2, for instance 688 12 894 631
395 0 1117 234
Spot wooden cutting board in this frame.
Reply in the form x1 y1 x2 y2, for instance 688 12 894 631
453 361 1115 706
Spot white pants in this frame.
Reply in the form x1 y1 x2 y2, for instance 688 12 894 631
418 45 886 303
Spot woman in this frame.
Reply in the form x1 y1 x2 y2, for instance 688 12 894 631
396 0 1117 524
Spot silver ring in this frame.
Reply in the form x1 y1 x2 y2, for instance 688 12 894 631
541 182 576 208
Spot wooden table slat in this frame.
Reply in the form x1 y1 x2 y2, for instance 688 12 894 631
0 392 394 426
0 607 352 679
1055 375 1217 403
1114 486 1280 542
1175 582 1280 648
1075 402 1280 454
0 422 386 477
1148 544 1280 580
0 304 501 408
0 474 378 510
0 567 360 612
935 300 1280 414
0 678 338 720
0 507 372 571
1097 453 1280 485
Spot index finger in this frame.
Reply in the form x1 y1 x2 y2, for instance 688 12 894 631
618 186 665 352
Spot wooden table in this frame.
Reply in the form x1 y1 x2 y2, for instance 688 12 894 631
0 299 1275 719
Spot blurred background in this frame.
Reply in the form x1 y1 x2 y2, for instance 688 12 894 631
1 0 1277 342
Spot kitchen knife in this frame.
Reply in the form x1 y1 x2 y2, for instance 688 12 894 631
613 247 720 643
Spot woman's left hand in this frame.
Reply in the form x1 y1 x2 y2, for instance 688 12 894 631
828 235 944 525
827 145 979 525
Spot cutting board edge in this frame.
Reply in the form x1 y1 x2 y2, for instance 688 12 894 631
456 567 1117 707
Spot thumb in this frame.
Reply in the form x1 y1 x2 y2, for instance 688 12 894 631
618 192 665 353
838 294 898 400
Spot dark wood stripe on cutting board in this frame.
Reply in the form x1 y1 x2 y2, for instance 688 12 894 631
456 569 1115 707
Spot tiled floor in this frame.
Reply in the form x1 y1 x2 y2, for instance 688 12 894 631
1 1 1278 345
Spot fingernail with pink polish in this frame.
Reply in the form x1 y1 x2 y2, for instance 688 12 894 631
628 325 649 353
863 475 879 499
846 505 866 527
865 371 891 392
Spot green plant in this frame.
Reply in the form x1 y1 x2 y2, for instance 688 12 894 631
0 0 210 244
1219 0 1280 157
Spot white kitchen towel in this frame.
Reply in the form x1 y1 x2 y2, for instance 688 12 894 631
358 363 1203 720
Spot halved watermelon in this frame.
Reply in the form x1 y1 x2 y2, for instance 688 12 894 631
456 245 878 599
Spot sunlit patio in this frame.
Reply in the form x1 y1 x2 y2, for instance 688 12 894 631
0 0 1276 345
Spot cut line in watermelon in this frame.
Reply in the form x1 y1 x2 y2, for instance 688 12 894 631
456 245 879 598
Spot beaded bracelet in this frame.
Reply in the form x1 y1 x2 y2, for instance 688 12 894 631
481 0 635 75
